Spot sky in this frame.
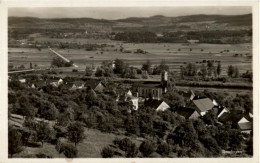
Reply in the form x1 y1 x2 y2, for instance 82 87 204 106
8 6 252 20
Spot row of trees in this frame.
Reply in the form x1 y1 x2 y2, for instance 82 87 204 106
114 30 252 44
180 61 221 79
141 60 169 75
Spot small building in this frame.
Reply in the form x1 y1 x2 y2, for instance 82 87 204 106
191 97 214 116
85 79 106 92
144 99 170 112
132 71 168 100
19 79 26 83
238 122 253 134
74 81 85 89
215 106 230 118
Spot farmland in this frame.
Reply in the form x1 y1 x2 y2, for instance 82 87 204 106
9 41 252 75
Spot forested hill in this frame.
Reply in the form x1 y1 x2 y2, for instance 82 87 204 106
9 14 252 32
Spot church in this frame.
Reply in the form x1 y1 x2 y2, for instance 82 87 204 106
132 71 168 100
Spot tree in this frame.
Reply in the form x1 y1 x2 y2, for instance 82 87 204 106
114 59 125 74
234 67 239 78
207 61 214 77
142 70 149 79
101 146 114 158
162 90 185 109
8 127 23 158
17 96 37 119
119 138 133 155
171 120 198 147
67 121 85 147
227 65 234 77
201 64 207 79
85 66 93 76
156 142 170 157
139 141 154 157
55 138 65 157
126 143 139 158
217 62 221 76
34 121 52 147
95 67 105 77
142 60 152 74
63 143 78 158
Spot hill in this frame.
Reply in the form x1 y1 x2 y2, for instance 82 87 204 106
9 13 252 31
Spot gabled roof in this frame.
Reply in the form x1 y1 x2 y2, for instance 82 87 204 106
62 82 75 89
238 122 252 131
35 80 46 87
192 98 214 112
85 80 105 89
218 110 252 123
144 99 167 109
74 81 85 87
175 107 197 119
213 106 228 116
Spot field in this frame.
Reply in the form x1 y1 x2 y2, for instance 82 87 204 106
13 127 143 158
9 40 252 75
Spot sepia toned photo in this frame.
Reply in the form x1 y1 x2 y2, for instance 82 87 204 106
4 3 257 161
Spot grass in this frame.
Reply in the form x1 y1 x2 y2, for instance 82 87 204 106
13 128 143 158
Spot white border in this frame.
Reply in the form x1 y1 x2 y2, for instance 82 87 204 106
0 1 259 163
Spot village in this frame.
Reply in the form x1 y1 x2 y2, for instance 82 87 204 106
7 7 254 159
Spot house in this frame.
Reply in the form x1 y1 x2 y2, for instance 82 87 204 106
19 79 26 83
127 96 139 110
238 122 252 134
175 107 200 120
180 90 195 103
132 71 168 100
144 99 170 112
85 79 106 92
74 81 85 89
191 97 214 116
116 90 139 110
218 111 247 123
215 106 230 118
57 78 63 85
218 110 253 133
62 82 77 90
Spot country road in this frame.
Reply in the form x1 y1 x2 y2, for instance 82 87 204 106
49 48 78 67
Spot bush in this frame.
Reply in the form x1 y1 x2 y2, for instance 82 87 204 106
156 142 170 157
35 153 53 158
63 144 78 158
101 146 114 158
139 141 154 157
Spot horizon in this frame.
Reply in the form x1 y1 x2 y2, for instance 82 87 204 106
8 13 252 20
8 7 252 20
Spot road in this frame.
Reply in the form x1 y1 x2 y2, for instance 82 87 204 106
49 48 78 67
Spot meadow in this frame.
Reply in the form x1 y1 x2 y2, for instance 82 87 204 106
8 41 252 76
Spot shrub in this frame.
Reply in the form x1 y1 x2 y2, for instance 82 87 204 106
139 141 154 157
101 146 114 158
8 127 23 157
63 144 78 158
156 142 170 157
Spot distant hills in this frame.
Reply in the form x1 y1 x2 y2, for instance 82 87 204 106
8 14 252 33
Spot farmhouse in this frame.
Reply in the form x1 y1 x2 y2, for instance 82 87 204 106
191 97 214 116
144 99 170 112
175 107 200 120
132 71 168 100
85 79 106 92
